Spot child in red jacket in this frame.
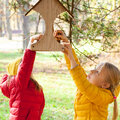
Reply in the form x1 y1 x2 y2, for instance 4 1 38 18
0 34 45 120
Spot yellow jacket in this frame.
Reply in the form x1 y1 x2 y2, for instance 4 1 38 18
64 49 120 120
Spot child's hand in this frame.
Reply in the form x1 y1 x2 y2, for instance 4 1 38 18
54 30 77 68
53 30 73 59
53 30 69 43
27 34 43 50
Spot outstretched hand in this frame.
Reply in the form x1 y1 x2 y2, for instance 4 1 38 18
53 30 69 43
27 34 43 50
53 30 72 58
54 30 78 69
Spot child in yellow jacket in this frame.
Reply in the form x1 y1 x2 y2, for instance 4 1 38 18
54 30 120 120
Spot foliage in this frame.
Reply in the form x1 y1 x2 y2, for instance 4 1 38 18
9 0 32 12
7 0 120 60
60 0 120 55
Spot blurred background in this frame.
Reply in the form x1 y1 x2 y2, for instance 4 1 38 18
0 0 120 120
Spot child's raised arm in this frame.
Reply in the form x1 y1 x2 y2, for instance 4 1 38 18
16 35 43 89
54 30 82 70
54 30 120 105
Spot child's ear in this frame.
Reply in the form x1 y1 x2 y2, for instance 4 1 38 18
102 82 110 89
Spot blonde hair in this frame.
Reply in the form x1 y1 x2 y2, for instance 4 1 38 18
104 62 120 120
30 74 43 91
7 75 42 91
7 58 42 91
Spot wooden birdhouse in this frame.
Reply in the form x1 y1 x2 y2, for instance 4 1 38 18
25 0 73 51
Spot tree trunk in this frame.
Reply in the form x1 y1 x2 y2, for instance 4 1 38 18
35 14 41 34
21 11 30 50
3 21 6 36
41 18 45 34
16 0 30 50
17 13 20 30
5 0 12 40
69 0 74 43
20 7 30 50
0 1 3 37
0 12 2 37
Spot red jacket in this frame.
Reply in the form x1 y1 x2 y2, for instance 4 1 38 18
0 49 45 120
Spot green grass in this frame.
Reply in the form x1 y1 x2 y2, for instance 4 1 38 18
0 51 63 63
0 72 75 120
35 73 75 120
0 51 120 120
0 93 9 120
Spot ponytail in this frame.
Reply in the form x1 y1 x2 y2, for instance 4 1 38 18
30 77 43 91
112 99 118 120
110 89 118 120
104 62 120 120
7 75 42 91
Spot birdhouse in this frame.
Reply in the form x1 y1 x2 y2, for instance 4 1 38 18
25 0 73 51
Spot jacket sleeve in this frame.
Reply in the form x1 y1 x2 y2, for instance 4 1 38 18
0 74 10 98
64 48 85 72
64 48 118 105
70 65 116 105
64 48 87 75
16 49 36 89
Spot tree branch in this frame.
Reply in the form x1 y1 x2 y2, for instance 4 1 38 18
101 5 120 21
69 0 74 43
72 42 97 64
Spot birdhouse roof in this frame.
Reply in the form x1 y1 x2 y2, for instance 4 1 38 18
25 0 73 18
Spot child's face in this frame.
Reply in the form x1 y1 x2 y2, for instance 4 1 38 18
87 63 110 88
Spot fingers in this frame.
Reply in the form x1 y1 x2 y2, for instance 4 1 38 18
55 35 64 41
54 30 63 37
53 30 70 43
55 34 69 43
31 34 43 43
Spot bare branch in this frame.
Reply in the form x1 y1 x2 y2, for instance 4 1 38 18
72 42 97 64
69 0 74 43
101 5 120 21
